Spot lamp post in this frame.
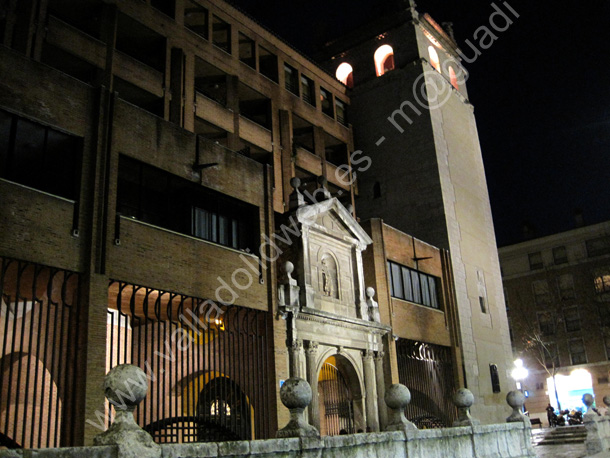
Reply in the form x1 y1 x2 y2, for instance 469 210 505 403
511 359 529 389
511 359 529 413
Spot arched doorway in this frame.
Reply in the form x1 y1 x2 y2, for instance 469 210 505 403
196 377 252 442
318 355 360 435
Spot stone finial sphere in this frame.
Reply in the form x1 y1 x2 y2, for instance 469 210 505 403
583 393 594 408
454 388 475 408
366 287 375 299
385 383 411 409
290 177 301 189
603 395 610 407
280 378 312 410
506 390 525 408
104 364 148 409
285 261 295 275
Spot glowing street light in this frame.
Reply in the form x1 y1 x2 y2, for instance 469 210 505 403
511 359 529 389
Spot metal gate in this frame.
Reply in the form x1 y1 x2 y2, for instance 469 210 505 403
396 339 456 428
0 257 81 449
319 362 354 435
107 280 272 443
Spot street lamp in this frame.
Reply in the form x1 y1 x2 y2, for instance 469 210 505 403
511 359 529 390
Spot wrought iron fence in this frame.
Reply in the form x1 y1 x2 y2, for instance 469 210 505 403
106 280 273 443
0 257 81 449
396 338 457 428
319 362 354 436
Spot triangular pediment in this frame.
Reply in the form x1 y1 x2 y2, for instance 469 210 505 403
295 198 372 248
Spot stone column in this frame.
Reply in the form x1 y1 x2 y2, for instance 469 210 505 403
290 339 304 378
363 349 380 431
305 341 320 430
375 351 388 430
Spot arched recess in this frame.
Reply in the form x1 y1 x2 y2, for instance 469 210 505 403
196 376 253 442
374 45 395 76
0 353 61 448
428 46 440 72
317 353 364 435
318 251 340 299
336 62 354 88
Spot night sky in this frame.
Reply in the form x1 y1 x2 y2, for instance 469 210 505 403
229 0 610 246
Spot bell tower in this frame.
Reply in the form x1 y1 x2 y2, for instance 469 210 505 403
323 2 515 423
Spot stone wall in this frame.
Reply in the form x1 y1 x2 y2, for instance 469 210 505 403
0 424 534 458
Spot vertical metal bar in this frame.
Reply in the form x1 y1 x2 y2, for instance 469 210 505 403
23 265 40 447
7 261 25 446
54 270 69 446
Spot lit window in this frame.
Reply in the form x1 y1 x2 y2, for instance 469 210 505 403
595 275 610 294
374 45 394 77
428 46 440 72
335 63 353 88
449 66 458 89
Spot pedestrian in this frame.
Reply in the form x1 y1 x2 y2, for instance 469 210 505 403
546 403 555 427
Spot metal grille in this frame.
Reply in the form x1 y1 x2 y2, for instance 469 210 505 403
107 280 272 443
396 339 456 428
0 257 81 449
319 362 354 436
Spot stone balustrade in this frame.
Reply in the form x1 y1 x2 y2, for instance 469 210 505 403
0 365 536 458
582 393 610 455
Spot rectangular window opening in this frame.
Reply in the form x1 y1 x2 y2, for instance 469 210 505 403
387 260 441 310
239 32 255 67
259 46 278 83
212 15 231 53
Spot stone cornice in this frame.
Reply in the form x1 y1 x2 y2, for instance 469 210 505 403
297 307 391 335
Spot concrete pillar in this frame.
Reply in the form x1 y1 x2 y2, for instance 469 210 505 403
305 341 320 430
363 349 379 431
375 351 388 430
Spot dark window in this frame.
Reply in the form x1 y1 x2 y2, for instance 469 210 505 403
373 182 381 199
569 338 587 365
284 63 299 96
151 0 175 18
116 156 258 251
184 0 208 40
528 252 543 270
600 304 610 327
387 260 441 309
212 15 231 53
301 75 315 106
587 236 610 257
489 364 501 393
479 296 487 313
553 246 568 264
557 274 575 300
259 46 278 82
0 109 82 200
320 87 334 118
537 311 555 336
563 306 580 332
116 13 166 72
238 33 255 68
532 281 551 305
335 99 348 126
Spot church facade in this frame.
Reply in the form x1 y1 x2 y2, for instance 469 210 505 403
0 0 509 449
